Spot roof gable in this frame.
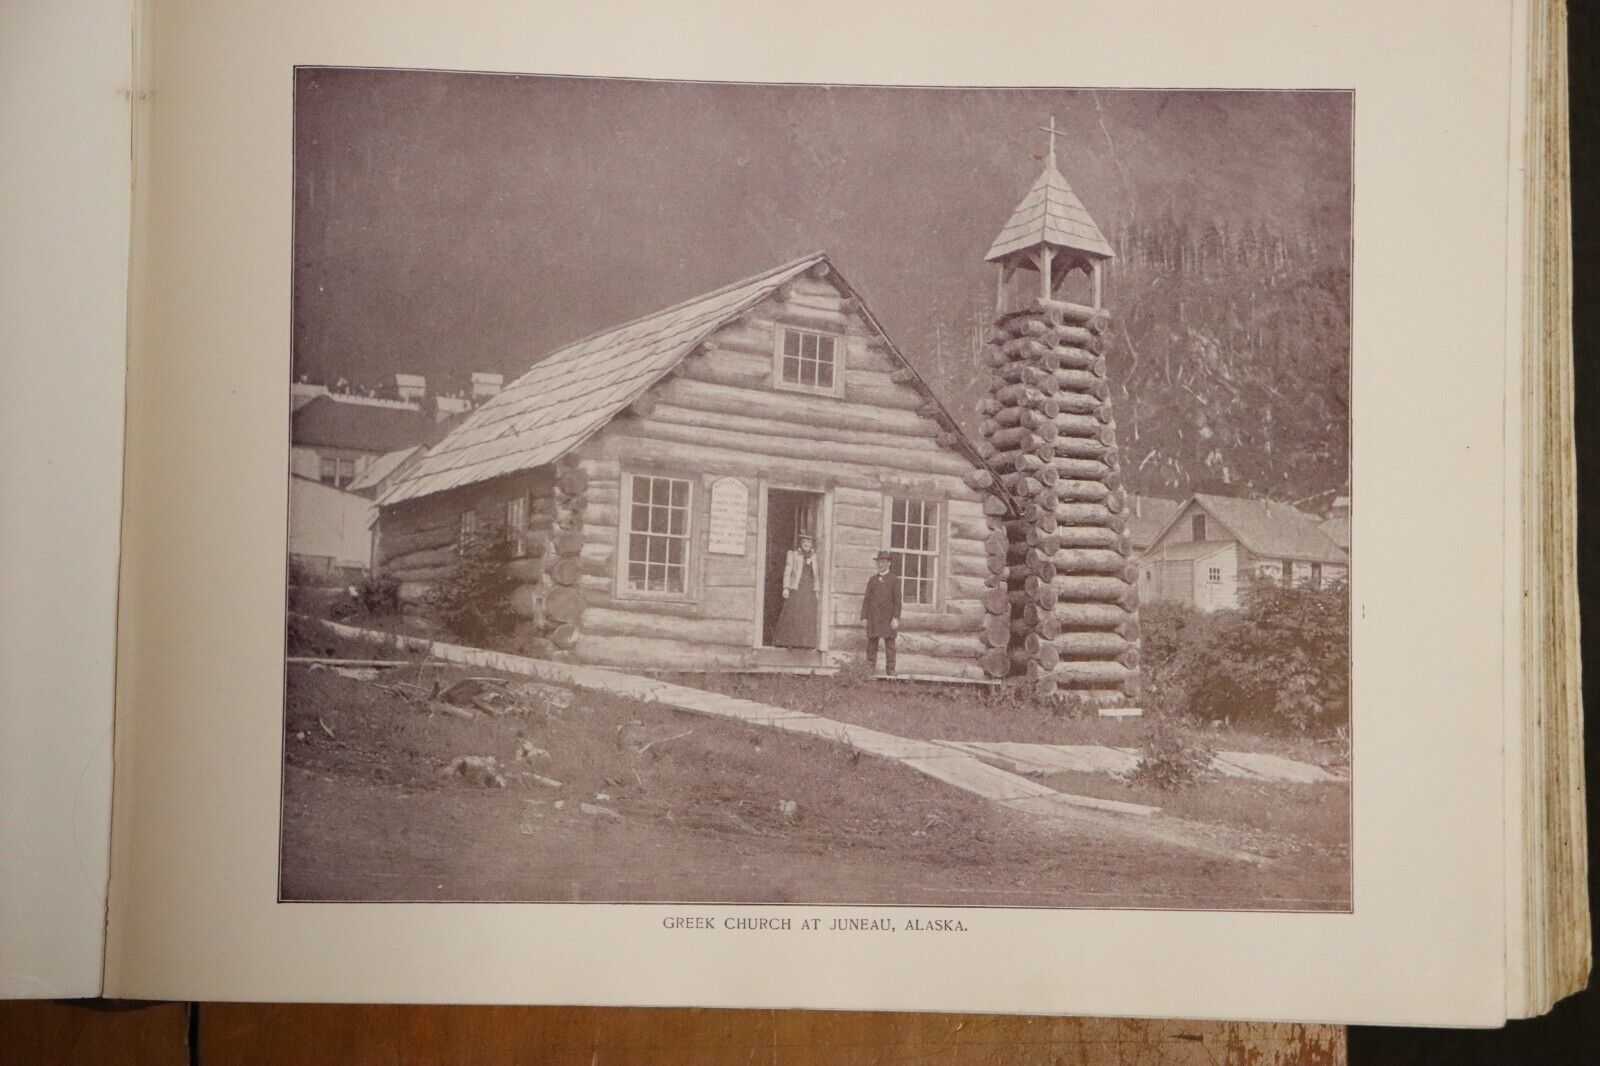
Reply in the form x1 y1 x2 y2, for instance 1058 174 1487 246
291 396 439 454
1155 493 1349 565
381 253 994 506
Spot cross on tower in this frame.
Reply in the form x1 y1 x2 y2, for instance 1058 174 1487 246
1036 116 1064 165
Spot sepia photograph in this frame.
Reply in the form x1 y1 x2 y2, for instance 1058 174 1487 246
281 69 1353 911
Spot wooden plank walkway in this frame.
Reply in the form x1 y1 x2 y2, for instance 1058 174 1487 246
312 620 1280 863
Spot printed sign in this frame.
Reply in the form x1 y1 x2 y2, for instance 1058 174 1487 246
707 477 749 555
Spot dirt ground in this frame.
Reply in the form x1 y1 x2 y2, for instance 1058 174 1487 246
281 622 1350 910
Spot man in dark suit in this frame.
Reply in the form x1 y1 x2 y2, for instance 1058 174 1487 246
860 550 902 677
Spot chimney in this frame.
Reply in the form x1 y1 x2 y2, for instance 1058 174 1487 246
394 373 426 402
471 371 504 400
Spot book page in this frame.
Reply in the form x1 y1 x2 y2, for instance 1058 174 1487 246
110 0 1522 1024
0 0 133 998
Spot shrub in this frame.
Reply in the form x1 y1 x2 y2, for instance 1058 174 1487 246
425 534 519 645
1138 577 1349 733
354 572 400 616
1125 716 1215 790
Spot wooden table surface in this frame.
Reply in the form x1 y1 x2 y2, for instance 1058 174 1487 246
1 1002 1344 1064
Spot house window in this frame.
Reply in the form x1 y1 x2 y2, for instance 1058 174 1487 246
1281 560 1293 585
1207 566 1222 583
777 329 838 393
506 495 528 557
1192 513 1207 541
459 510 477 553
626 475 692 594
320 456 355 488
1311 563 1323 587
887 497 939 606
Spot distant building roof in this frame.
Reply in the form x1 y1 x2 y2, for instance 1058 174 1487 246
292 395 439 454
1124 495 1183 552
1176 493 1349 565
1319 511 1351 552
346 446 421 496
1143 539 1232 562
380 252 992 507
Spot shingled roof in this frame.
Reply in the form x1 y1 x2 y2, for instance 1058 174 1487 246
380 253 991 506
986 155 1114 264
1159 493 1349 566
291 395 439 454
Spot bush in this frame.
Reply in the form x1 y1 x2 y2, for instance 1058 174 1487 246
1125 716 1215 790
425 535 519 645
1139 577 1349 733
354 572 400 616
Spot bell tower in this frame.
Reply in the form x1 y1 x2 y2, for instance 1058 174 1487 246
986 117 1115 312
969 120 1141 703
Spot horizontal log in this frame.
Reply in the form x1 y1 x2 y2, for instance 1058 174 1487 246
992 383 1055 409
982 495 1011 517
378 523 457 559
1009 585 1059 610
383 543 458 573
1050 437 1114 461
888 653 989 682
1054 479 1111 504
1042 325 1103 352
649 400 947 456
1010 643 1060 671
384 564 452 583
1051 661 1133 688
1036 297 1110 330
1049 368 1108 397
582 606 749 646
656 377 932 438
962 469 995 492
1046 390 1106 417
1052 526 1126 551
893 631 986 658
631 412 972 479
1052 602 1135 629
1054 503 1120 527
899 612 983 634
1051 631 1133 659
1053 577 1137 609
1050 413 1106 439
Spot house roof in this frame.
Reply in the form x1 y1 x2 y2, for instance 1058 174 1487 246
380 252 996 507
1124 494 1183 551
986 155 1114 264
1143 539 1232 562
346 446 421 495
1162 493 1349 565
1319 511 1351 552
292 395 439 454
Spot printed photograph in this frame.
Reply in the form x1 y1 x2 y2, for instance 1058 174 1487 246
282 70 1352 910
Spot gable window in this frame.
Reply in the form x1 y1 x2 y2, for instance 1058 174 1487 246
1191 513 1207 541
506 495 528 557
458 509 477 553
1207 566 1222 583
626 474 692 594
776 328 838 393
887 497 939 607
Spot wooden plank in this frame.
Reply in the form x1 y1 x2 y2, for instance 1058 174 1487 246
0 1001 190 1066
191 1004 1345 1065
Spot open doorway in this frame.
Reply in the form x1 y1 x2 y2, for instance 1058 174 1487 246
761 488 825 648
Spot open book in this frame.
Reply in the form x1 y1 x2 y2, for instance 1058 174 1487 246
1 0 1586 1026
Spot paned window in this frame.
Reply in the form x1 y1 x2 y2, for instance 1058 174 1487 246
777 329 837 392
626 475 692 594
888 497 939 606
506 495 528 557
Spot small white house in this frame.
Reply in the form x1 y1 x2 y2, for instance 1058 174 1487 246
288 475 375 578
1139 493 1349 611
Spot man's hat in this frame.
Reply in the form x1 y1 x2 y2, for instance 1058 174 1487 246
875 550 893 562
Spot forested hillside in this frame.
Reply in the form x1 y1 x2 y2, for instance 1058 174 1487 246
914 216 1350 511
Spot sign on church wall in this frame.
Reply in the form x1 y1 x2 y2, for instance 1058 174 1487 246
707 477 749 555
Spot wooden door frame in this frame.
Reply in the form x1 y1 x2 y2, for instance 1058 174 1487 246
752 482 833 652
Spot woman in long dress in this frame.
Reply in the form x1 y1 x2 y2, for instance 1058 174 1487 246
773 533 820 648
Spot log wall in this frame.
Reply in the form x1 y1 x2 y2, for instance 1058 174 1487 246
977 297 1144 702
374 267 997 682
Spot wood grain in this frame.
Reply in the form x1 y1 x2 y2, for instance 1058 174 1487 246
2 1002 1345 1064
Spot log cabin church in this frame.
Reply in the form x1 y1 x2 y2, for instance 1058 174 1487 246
373 252 1011 682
